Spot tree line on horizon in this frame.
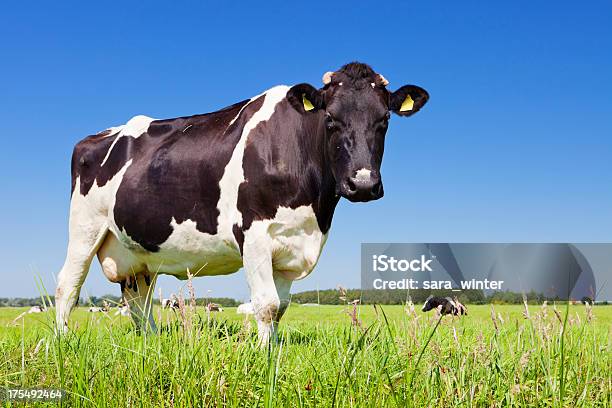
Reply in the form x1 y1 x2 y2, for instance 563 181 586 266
290 288 561 305
1 288 602 307
0 295 241 308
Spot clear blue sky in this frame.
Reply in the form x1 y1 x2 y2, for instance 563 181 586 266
1 1 611 300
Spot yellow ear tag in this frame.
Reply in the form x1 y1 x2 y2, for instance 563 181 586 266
399 94 414 112
303 94 315 111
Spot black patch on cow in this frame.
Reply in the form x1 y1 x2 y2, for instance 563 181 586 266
71 129 120 195
120 98 263 252
236 98 339 252
232 224 245 254
147 123 173 137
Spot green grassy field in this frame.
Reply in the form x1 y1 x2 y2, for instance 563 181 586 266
1 303 610 407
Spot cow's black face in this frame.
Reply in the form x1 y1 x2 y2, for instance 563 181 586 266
288 62 429 203
323 83 389 201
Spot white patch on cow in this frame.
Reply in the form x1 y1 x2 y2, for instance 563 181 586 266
165 218 210 253
217 85 290 237
267 205 327 279
242 204 327 343
100 115 154 166
226 99 254 129
355 168 372 183
99 126 122 136
151 218 242 277
244 205 326 297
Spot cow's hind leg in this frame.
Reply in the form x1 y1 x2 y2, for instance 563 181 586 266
121 273 157 332
56 219 108 331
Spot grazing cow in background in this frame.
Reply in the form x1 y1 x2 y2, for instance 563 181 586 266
422 296 468 316
55 62 429 343
88 306 107 313
237 303 255 315
28 305 46 314
162 296 180 309
206 303 223 312
114 304 130 316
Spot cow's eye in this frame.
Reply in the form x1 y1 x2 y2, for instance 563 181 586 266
325 113 336 130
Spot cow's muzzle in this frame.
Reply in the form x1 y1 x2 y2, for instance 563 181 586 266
339 168 384 202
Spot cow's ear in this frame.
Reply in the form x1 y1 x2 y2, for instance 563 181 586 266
389 85 429 117
287 83 325 113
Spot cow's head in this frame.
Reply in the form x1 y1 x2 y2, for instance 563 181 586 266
288 62 429 202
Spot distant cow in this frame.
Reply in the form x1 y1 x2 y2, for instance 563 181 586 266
114 305 130 316
206 303 223 312
422 296 467 316
55 62 429 343
88 306 107 313
162 296 179 309
237 303 254 315
28 305 46 314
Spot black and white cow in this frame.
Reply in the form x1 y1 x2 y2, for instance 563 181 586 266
55 62 429 342
422 296 468 316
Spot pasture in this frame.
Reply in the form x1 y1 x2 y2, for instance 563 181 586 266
1 303 610 407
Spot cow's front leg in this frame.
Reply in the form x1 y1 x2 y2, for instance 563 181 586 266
243 230 284 345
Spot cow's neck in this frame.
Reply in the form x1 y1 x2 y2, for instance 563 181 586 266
307 112 340 233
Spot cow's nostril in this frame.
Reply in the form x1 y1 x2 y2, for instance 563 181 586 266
346 179 357 193
372 182 382 196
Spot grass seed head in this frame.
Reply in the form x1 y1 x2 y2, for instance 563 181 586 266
519 349 532 370
405 298 418 319
186 269 196 315
522 294 530 319
585 302 594 323
552 304 563 324
490 306 499 333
